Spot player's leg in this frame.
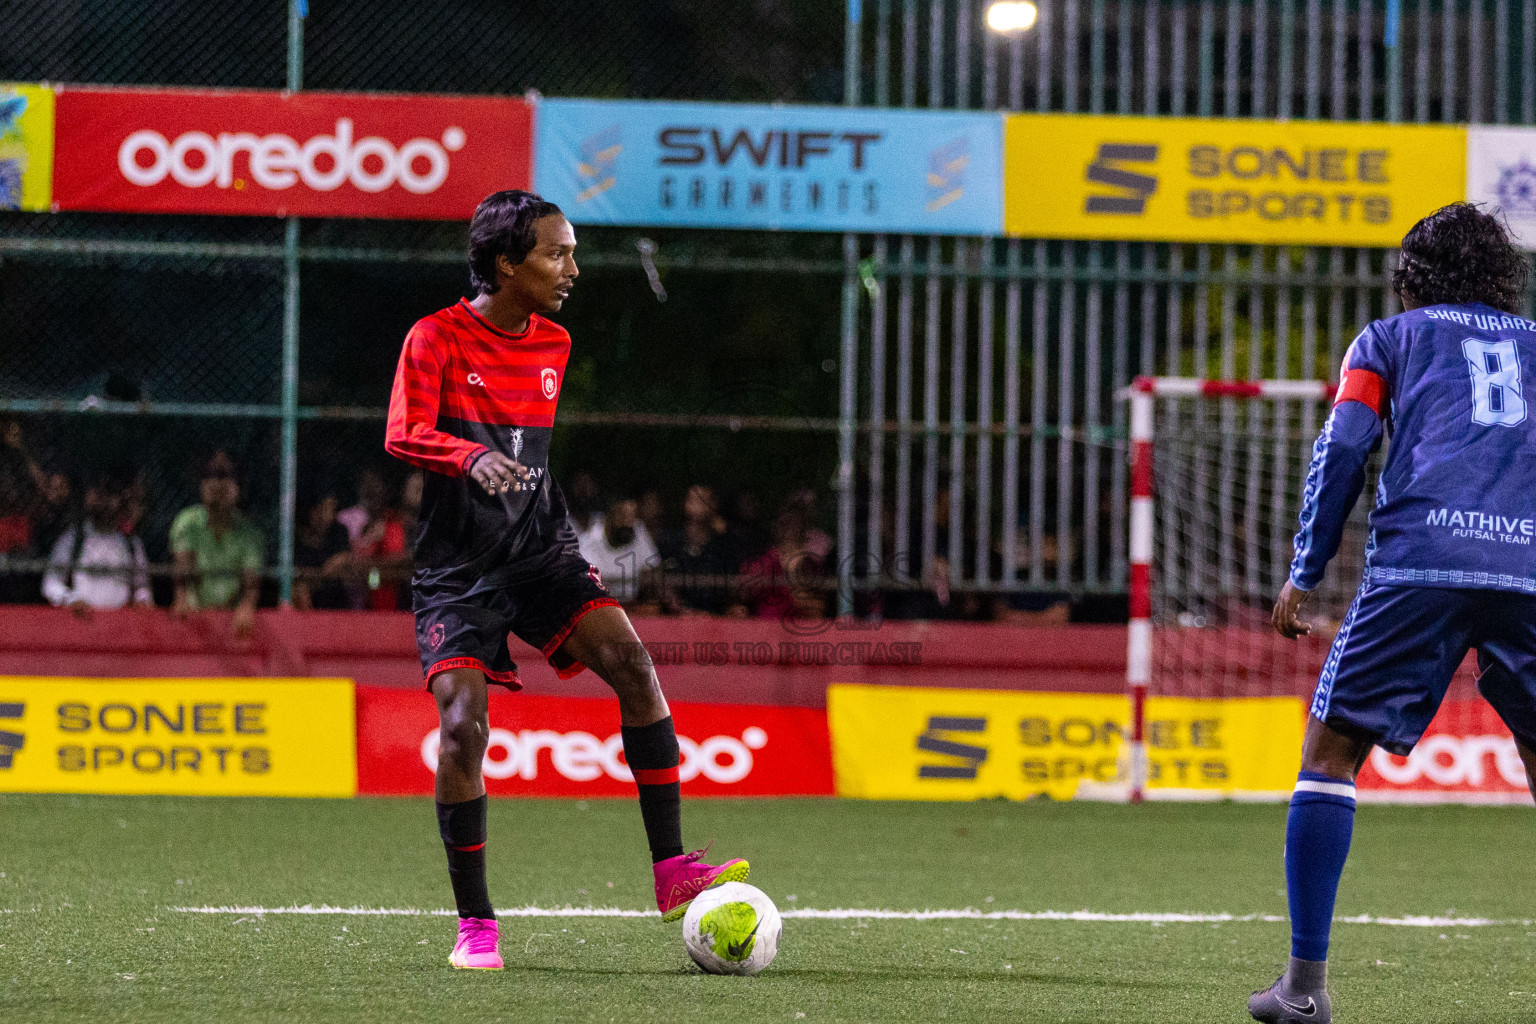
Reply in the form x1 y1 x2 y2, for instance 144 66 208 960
557 603 748 920
1473 598 1536 805
1519 741 1536 800
429 667 504 969
415 588 521 971
1251 584 1474 1024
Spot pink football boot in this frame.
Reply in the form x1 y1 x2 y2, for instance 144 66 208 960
448 916 503 970
654 846 750 922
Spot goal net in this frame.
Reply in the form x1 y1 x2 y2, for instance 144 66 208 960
1126 377 1527 804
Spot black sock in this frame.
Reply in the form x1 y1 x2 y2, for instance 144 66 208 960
436 795 495 920
622 716 685 863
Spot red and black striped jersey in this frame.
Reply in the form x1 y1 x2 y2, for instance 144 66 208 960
385 299 581 583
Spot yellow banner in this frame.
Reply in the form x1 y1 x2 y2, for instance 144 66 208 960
0 84 54 212
1004 114 1465 247
0 679 356 797
827 684 1303 801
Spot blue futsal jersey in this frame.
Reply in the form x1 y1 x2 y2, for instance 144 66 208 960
1292 302 1536 595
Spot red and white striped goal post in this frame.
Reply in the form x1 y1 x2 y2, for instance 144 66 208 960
1123 376 1335 803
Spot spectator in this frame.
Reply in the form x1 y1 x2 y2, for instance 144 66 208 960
659 484 734 614
723 489 771 566
30 469 74 557
577 497 658 605
637 489 664 542
352 479 408 612
293 488 351 611
41 468 151 613
566 470 601 533
337 467 409 610
737 490 829 620
170 450 263 637
0 420 42 602
337 467 388 546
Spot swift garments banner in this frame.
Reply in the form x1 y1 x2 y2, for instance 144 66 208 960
534 98 1003 235
51 87 532 219
355 687 834 797
827 684 1304 801
0 83 54 211
1004 114 1465 247
0 678 355 797
1466 125 1536 251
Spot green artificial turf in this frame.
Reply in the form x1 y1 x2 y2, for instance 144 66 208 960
1 795 1533 1022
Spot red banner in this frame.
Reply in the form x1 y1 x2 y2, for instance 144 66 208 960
1356 699 1532 804
52 87 531 219
356 687 834 797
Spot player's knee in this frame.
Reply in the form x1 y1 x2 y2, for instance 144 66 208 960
593 645 659 702
436 692 488 767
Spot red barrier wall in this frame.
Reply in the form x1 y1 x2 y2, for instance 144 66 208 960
0 607 1127 707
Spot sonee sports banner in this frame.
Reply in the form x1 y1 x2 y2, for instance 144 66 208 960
51 86 533 219
827 684 1305 801
1004 114 1466 247
0 678 356 797
355 687 835 798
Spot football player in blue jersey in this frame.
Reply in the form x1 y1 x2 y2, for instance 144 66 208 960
1250 203 1536 1024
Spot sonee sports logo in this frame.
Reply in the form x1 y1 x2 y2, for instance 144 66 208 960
916 715 988 780
1084 143 1159 215
0 702 24 769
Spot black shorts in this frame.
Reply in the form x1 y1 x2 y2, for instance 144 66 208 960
413 548 618 690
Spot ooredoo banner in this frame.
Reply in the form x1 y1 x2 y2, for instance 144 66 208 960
827 684 1304 801
355 687 834 797
0 677 356 797
1356 699 1532 804
534 98 1003 235
51 87 532 219
1004 113 1465 247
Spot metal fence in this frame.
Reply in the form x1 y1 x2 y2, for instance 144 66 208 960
833 0 1536 616
2 0 1534 616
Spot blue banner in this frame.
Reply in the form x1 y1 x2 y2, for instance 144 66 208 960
534 99 1002 235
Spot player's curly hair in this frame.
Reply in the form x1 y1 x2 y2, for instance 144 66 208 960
1392 202 1529 314
468 189 564 294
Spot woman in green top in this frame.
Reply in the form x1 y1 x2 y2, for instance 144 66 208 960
169 450 264 637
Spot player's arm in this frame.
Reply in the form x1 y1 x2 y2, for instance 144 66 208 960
383 328 530 495
1275 362 1388 638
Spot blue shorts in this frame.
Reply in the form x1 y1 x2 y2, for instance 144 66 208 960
1312 582 1536 755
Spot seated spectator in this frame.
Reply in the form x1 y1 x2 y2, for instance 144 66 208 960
738 490 830 620
41 467 151 613
577 497 658 605
337 467 388 546
659 484 734 614
293 488 351 611
339 467 407 610
170 450 263 637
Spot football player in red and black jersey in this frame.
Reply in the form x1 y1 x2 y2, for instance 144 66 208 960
385 190 747 971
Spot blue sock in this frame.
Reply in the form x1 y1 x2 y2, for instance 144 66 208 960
1285 770 1357 962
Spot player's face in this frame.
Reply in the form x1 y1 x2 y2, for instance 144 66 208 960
503 215 579 314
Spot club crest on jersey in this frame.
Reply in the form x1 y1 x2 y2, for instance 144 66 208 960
426 623 446 651
588 565 604 588
510 427 524 460
541 367 558 399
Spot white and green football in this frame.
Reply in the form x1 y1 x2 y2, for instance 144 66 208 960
681 881 781 976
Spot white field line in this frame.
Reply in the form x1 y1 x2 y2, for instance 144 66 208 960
170 905 1536 928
